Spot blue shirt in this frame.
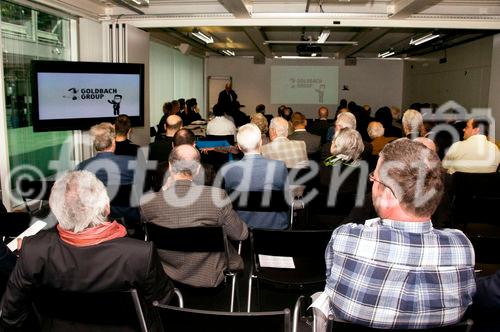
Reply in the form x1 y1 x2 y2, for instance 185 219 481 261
324 218 475 329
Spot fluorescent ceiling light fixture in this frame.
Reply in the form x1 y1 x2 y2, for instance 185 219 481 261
264 40 357 45
378 50 395 58
311 53 317 57
317 30 330 44
274 56 330 59
191 29 213 44
410 33 440 46
129 0 149 5
222 49 235 56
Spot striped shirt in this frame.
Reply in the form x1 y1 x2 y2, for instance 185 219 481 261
324 218 475 329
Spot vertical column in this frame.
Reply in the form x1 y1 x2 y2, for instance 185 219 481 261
488 33 500 141
0 35 12 210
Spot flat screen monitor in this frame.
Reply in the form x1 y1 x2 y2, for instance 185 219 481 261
31 60 144 132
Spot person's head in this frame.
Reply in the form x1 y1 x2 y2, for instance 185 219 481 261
213 103 225 117
330 128 364 162
338 99 347 110
390 106 401 121
372 138 444 221
291 112 307 130
163 102 173 115
49 171 109 233
318 106 329 119
171 100 180 114
177 99 185 112
165 115 183 136
463 118 487 140
334 112 357 137
113 95 122 103
375 106 393 127
251 113 268 135
168 144 201 180
114 114 132 138
269 117 289 141
90 122 115 152
402 109 424 137
277 105 287 117
173 128 196 147
278 106 293 121
367 121 385 140
237 123 262 154
256 104 266 114
186 98 197 112
225 82 232 90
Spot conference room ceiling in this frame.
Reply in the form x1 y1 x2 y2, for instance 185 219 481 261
89 0 500 58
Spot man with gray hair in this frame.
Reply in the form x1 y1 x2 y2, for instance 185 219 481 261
76 122 134 185
261 117 308 168
1 171 174 329
220 123 289 229
312 138 475 330
140 144 248 287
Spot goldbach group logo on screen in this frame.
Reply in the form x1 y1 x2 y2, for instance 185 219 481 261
63 87 123 115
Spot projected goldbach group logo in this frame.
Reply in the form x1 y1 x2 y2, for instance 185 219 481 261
62 87 124 115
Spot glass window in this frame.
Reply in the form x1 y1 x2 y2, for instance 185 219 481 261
1 1 74 199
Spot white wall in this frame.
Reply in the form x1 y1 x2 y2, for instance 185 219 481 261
488 33 500 140
403 36 493 110
149 40 204 127
205 57 404 119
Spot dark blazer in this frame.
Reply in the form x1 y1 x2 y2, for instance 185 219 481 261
289 130 321 155
140 180 248 287
1 229 174 329
76 152 135 185
115 139 139 157
308 119 332 144
148 137 173 163
0 241 16 298
221 154 289 230
218 89 238 106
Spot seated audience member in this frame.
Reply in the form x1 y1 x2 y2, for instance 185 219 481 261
262 117 308 168
1 171 174 329
322 112 372 161
308 106 331 144
256 103 273 124
140 145 248 287
220 123 288 230
278 105 294 135
367 121 396 155
375 106 402 138
114 114 139 157
149 115 182 163
207 103 237 136
289 112 321 156
312 138 475 330
180 98 202 126
0 241 16 297
76 122 134 185
443 118 500 174
232 101 250 128
402 109 425 139
250 113 270 145
156 101 174 140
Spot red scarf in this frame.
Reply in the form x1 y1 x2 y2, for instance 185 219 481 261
57 221 127 247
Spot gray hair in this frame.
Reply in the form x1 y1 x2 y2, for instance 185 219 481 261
402 109 423 136
168 144 201 177
269 117 289 138
237 123 262 153
336 112 357 130
367 121 385 139
90 122 115 152
330 128 364 162
49 171 109 233
250 113 268 134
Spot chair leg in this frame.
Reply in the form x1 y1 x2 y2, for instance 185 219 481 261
230 274 236 312
247 275 253 312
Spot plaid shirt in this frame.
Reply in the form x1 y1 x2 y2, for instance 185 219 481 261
261 137 308 168
324 218 475 329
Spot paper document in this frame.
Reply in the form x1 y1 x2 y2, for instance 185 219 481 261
258 254 295 269
7 220 47 251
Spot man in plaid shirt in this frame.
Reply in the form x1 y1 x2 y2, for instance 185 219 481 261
312 138 475 330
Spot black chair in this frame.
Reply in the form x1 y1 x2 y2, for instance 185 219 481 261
247 229 332 312
328 320 473 332
32 288 148 332
451 172 500 230
229 190 293 228
0 212 31 240
18 179 54 216
467 233 500 276
144 223 240 312
153 302 291 332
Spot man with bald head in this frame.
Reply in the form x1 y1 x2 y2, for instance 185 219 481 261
140 144 248 288
308 106 332 144
149 115 182 163
262 117 308 168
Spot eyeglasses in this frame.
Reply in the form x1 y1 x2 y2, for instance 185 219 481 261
369 171 396 197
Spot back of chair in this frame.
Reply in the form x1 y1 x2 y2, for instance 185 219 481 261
229 190 291 212
0 212 31 239
329 320 473 332
154 303 291 332
32 288 148 332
